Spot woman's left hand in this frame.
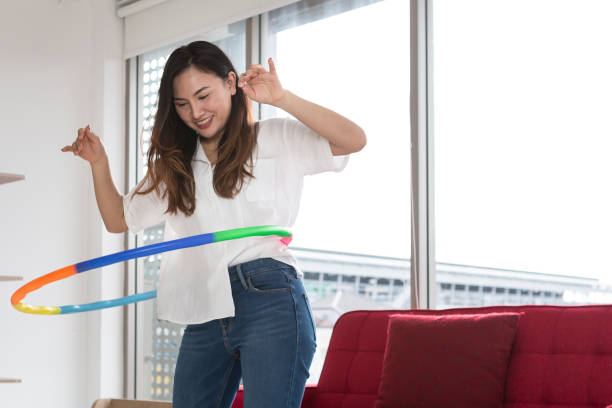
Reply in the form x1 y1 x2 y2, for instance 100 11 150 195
238 58 287 106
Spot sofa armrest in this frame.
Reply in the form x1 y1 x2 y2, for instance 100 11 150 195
230 384 319 408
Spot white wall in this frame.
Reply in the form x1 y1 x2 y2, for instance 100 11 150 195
0 1 125 407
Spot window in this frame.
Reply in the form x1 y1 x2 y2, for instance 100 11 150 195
262 0 411 382
130 0 412 399
433 0 612 308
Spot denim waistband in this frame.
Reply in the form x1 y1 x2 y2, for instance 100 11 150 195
227 257 291 283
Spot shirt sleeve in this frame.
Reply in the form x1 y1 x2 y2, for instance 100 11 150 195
278 118 349 176
122 177 166 234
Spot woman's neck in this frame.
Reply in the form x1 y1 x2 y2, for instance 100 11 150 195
199 137 218 165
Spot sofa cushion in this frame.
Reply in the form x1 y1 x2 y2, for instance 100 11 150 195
375 312 520 408
502 306 612 408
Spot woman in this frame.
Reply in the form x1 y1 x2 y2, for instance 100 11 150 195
63 40 366 408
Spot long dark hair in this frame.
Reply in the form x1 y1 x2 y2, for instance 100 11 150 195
134 40 256 216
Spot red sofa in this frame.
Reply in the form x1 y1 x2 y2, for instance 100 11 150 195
232 305 612 408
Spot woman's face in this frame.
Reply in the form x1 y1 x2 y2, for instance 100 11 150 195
172 65 236 143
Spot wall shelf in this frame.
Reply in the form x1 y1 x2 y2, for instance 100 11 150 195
0 276 23 282
0 378 22 384
0 173 25 185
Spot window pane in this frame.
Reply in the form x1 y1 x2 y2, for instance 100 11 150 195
135 20 247 401
263 0 411 382
434 0 612 308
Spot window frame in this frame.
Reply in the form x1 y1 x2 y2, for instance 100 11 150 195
410 0 435 309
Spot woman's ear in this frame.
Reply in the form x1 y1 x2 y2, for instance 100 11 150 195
227 71 237 95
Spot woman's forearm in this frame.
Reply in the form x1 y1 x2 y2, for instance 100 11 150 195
90 156 128 233
273 91 367 155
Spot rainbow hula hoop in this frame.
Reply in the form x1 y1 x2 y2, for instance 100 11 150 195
11 225 292 316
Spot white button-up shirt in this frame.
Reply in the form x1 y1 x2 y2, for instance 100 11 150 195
123 118 348 324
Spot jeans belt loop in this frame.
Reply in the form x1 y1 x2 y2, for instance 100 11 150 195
236 264 248 290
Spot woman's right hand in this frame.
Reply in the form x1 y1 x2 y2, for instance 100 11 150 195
61 125 106 164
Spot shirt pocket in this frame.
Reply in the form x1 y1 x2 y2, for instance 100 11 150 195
245 158 277 202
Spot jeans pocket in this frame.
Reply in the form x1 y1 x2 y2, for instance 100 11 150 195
247 268 293 293
303 293 317 342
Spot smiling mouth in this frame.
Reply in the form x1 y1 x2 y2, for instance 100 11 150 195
195 116 213 129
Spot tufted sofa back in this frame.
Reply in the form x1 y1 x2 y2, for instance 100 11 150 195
313 305 612 408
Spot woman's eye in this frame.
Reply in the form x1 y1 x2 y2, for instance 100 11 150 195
176 103 187 108
199 95 209 100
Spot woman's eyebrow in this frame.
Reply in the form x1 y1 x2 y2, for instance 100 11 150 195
173 86 210 101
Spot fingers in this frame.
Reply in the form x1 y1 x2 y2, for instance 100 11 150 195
239 59 276 76
239 81 256 99
60 137 80 155
237 73 256 94
250 60 276 74
267 58 276 73
62 125 91 155
239 64 268 82
239 71 259 85
250 64 267 74
238 59 277 85
84 125 96 143
60 142 79 155
236 60 279 100
75 127 85 155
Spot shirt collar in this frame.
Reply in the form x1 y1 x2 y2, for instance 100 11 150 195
192 139 211 166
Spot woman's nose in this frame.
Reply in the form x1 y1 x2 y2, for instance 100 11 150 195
192 102 206 120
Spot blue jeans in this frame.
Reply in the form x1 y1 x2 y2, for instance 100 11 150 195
172 258 317 408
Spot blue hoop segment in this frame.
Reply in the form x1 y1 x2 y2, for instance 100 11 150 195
11 226 292 315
